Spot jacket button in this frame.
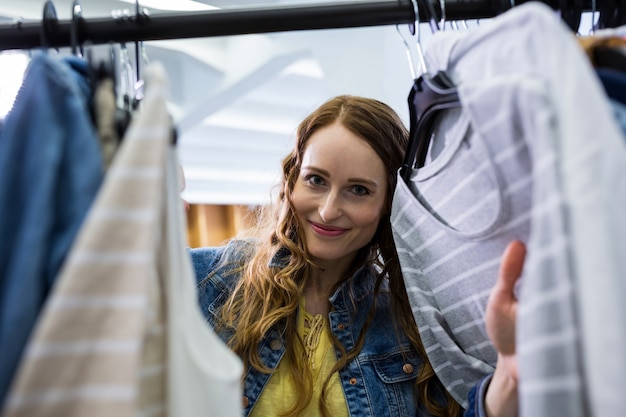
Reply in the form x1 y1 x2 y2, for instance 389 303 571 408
349 377 357 385
242 396 249 408
402 363 414 374
337 323 345 330
270 338 282 350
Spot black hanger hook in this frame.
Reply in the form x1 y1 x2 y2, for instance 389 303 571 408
71 0 84 56
133 0 150 85
41 1 58 50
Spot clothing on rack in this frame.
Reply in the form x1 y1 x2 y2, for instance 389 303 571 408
608 98 626 134
392 2 626 414
595 67 626 138
92 76 121 169
0 2 623 416
2 62 242 417
164 116 243 417
0 52 104 407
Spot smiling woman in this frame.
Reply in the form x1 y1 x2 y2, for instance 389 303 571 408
187 94 523 417
189 95 467 417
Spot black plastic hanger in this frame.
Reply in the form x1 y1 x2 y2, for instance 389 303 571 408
41 1 58 51
401 72 460 181
399 0 461 182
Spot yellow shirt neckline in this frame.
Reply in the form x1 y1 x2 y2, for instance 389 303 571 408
249 297 349 417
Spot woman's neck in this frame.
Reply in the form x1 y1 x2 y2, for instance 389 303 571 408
303 259 351 316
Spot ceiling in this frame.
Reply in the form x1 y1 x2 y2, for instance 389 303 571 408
0 0 425 205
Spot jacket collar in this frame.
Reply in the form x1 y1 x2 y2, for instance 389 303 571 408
268 246 291 268
269 247 380 308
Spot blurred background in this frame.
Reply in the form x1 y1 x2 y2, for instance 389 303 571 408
0 0 424 244
0 1 595 244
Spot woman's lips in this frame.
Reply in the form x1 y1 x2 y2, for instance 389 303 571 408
309 221 348 237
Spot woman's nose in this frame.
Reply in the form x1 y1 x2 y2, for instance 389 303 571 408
319 192 342 222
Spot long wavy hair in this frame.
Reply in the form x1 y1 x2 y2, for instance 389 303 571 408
218 95 460 417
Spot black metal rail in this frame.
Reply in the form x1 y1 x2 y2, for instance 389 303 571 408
0 0 598 51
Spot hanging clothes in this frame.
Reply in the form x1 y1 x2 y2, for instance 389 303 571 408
1 61 243 417
92 76 121 169
0 53 104 407
391 3 626 415
163 120 244 417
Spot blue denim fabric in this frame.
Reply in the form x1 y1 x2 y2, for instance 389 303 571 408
190 241 488 417
607 98 626 143
0 53 103 405
597 67 626 106
464 375 492 417
596 68 626 143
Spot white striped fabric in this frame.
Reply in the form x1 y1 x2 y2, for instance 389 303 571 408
392 3 626 415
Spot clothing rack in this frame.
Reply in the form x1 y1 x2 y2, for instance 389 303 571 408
0 0 600 51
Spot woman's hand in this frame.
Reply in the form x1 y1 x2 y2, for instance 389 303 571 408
484 240 526 417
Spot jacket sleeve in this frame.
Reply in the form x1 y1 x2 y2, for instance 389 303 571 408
463 374 493 417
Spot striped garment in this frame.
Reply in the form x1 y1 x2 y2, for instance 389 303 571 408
392 3 626 415
3 62 242 417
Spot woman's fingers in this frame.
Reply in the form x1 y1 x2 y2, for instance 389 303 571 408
496 240 526 298
486 240 526 357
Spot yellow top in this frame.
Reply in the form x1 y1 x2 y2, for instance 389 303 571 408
250 299 349 417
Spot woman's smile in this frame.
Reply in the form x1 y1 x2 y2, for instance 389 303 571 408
309 220 349 237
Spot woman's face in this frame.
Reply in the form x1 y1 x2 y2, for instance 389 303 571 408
291 122 388 270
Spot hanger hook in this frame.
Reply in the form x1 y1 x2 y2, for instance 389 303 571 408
590 0 597 34
133 1 150 85
135 0 141 84
41 0 58 51
395 25 416 79
438 0 446 30
119 43 135 111
396 0 427 78
413 0 428 75
71 0 84 56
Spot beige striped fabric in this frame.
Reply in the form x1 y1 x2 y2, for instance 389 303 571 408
2 62 172 417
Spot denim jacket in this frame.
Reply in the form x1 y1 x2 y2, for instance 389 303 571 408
190 240 487 417
0 54 103 406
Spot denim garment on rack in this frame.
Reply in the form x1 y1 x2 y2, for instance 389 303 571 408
596 68 626 141
0 52 103 406
609 98 626 141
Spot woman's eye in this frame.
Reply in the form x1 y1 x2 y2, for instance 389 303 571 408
352 185 370 196
306 175 325 186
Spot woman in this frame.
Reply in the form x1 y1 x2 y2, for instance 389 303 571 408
190 95 520 417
